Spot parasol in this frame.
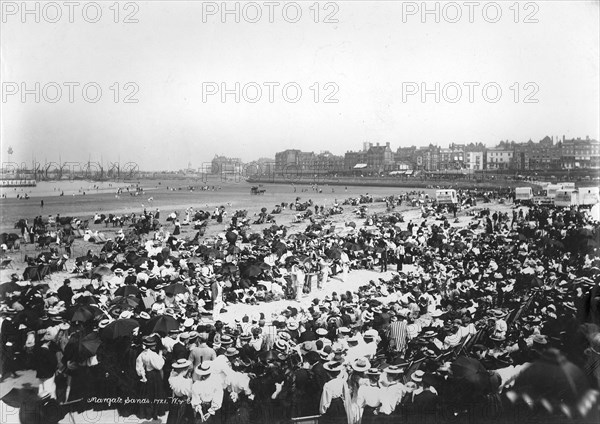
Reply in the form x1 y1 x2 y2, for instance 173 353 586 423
242 264 263 278
142 314 179 336
65 331 102 362
110 295 140 309
68 305 103 322
114 285 140 297
92 266 113 277
101 318 139 340
506 348 599 419
163 283 188 296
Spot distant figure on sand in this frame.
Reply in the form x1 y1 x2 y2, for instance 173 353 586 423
40 200 44 208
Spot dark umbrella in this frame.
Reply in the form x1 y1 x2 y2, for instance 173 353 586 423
66 331 102 362
506 348 599 419
69 305 103 322
344 242 362 252
92 266 113 277
73 294 100 306
227 245 241 255
243 264 263 278
327 248 343 260
258 262 272 271
143 314 179 336
273 241 287 254
450 356 491 392
101 318 139 340
220 262 239 275
114 285 140 297
110 295 140 309
225 231 238 244
163 283 188 296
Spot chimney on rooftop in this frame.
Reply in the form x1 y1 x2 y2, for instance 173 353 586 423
386 142 390 148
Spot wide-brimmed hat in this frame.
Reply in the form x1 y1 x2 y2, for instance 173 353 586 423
324 360 344 372
366 368 381 377
139 311 151 320
411 370 424 382
98 319 111 329
430 309 443 318
316 328 328 336
142 335 156 347
364 329 378 339
274 340 288 352
490 334 506 342
287 320 299 331
318 350 333 361
224 347 239 357
221 335 233 345
195 361 213 376
351 357 371 373
119 310 134 320
490 309 507 319
172 359 191 369
384 365 404 375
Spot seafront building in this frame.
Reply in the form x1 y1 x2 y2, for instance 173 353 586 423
267 135 599 176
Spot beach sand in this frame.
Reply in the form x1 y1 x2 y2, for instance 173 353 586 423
0 181 516 423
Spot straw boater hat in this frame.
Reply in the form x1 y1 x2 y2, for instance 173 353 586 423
98 319 111 329
384 365 404 375
287 320 299 331
142 335 156 348
351 357 371 373
195 361 213 376
324 361 344 373
316 328 328 337
411 370 424 383
319 350 333 361
172 359 191 369
366 368 381 377
364 329 378 340
224 347 239 357
139 311 151 320
119 310 133 320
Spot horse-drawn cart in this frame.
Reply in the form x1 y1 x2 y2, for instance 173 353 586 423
250 186 266 195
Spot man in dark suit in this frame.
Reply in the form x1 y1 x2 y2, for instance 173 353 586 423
57 279 74 306
412 374 439 413
171 333 189 361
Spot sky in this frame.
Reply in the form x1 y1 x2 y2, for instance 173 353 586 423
1 0 599 170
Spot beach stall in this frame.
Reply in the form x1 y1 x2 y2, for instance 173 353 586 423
435 189 458 205
554 189 579 208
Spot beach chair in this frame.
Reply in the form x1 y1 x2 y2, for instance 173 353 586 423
462 329 485 355
38 264 52 280
0 258 13 269
23 266 40 281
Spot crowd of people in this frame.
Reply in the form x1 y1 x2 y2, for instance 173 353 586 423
0 191 599 424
